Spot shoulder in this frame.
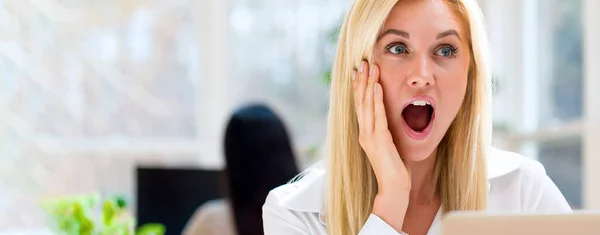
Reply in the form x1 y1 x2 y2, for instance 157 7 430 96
198 199 231 215
192 199 232 223
264 162 325 213
263 163 326 234
487 148 549 195
183 199 235 235
487 147 547 180
487 148 572 212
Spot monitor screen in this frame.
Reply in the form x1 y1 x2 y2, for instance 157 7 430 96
135 167 223 235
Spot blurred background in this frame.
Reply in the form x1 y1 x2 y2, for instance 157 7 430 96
0 0 599 233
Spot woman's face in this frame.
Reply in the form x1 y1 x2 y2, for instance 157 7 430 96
373 0 470 161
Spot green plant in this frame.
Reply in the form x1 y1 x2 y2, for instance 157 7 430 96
41 193 165 235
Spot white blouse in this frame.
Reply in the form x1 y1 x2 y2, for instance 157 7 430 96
262 147 572 235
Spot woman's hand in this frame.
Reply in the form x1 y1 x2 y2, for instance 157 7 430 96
352 61 411 231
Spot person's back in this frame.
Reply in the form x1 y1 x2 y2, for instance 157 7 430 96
184 104 299 235
183 199 235 235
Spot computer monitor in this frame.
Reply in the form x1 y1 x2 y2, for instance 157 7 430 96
442 211 600 235
135 166 223 235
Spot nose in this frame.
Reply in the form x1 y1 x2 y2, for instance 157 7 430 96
407 55 435 88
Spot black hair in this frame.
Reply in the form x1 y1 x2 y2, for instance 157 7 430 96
223 104 299 235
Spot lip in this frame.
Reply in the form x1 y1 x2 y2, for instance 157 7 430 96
401 95 437 110
401 95 436 140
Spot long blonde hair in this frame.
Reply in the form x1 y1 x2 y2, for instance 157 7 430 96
324 0 493 234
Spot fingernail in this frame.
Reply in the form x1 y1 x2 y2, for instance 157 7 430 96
374 83 380 93
359 62 365 73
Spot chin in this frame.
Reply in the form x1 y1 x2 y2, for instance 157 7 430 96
397 140 437 162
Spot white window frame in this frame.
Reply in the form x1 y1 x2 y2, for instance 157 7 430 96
0 0 234 169
482 0 600 209
582 0 600 210
8 0 596 208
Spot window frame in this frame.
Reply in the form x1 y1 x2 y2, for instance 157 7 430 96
0 0 233 169
482 0 600 209
4 0 596 208
582 0 600 210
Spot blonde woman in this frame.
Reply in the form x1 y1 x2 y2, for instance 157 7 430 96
262 0 571 234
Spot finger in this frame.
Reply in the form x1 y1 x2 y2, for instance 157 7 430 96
356 61 368 104
369 64 380 83
351 69 358 89
352 69 362 122
374 82 389 132
356 61 368 133
363 63 375 133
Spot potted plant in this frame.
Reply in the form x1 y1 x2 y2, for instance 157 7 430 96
41 193 165 235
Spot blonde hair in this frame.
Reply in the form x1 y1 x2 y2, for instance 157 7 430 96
324 0 493 234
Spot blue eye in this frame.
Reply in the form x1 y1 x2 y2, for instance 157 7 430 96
387 44 408 55
435 46 456 57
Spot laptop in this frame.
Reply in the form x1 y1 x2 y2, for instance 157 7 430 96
442 211 600 235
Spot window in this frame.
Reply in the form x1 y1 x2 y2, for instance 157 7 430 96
0 0 349 228
0 0 203 228
529 0 583 209
225 0 349 166
2 0 598 229
483 0 600 209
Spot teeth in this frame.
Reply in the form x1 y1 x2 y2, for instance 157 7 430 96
411 100 431 106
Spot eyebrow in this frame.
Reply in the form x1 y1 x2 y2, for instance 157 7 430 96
436 29 461 41
377 29 461 41
377 29 409 41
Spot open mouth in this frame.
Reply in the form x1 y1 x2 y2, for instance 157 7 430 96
401 97 435 140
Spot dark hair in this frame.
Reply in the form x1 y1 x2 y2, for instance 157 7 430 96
223 104 299 235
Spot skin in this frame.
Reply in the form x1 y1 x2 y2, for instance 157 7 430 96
352 0 471 234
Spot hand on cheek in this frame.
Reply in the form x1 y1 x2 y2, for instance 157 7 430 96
352 60 411 233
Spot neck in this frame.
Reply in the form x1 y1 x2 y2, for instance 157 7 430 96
405 148 438 205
